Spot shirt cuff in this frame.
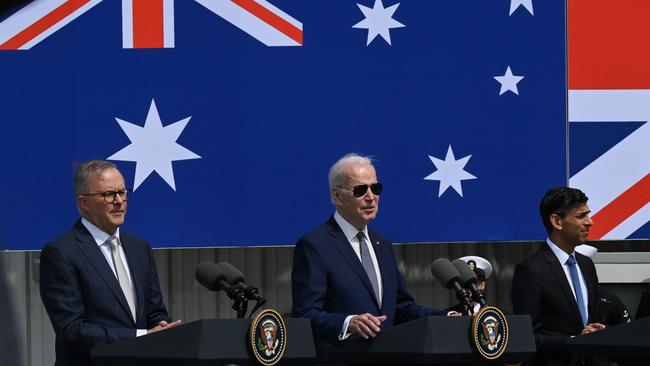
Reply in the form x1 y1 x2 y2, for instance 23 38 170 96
338 315 356 341
136 329 147 337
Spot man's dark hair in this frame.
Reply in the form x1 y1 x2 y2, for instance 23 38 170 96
539 187 589 234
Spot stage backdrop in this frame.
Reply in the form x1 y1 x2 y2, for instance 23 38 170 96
0 0 569 250
567 0 650 241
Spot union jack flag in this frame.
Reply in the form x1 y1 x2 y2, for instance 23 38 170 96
0 0 301 50
0 0 101 50
568 0 650 240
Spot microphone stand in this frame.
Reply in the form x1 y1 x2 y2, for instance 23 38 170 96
472 292 487 309
248 297 267 318
240 297 249 319
455 286 474 315
227 284 247 319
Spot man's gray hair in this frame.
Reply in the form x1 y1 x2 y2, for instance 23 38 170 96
328 154 374 203
74 160 118 196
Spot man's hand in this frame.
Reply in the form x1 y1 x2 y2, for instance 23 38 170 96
348 313 387 339
147 319 182 334
446 311 463 317
581 322 606 335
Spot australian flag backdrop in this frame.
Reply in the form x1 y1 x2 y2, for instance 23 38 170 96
0 0 571 250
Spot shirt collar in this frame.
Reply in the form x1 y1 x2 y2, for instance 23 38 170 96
546 238 574 265
81 217 121 247
334 211 369 242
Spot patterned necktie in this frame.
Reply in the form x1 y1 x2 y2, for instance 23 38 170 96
357 232 380 303
566 255 588 326
108 236 136 322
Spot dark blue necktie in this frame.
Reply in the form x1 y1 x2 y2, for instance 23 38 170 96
357 232 380 303
566 255 588 326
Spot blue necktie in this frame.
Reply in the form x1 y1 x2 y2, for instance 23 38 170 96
358 232 380 303
566 255 588 326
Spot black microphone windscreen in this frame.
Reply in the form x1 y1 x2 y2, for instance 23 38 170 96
452 259 478 287
216 262 245 285
430 258 461 289
195 262 225 292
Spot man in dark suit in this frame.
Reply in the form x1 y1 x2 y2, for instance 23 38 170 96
40 161 181 365
512 187 606 366
291 153 444 352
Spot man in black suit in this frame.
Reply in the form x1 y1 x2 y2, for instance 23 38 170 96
40 161 181 365
512 187 606 366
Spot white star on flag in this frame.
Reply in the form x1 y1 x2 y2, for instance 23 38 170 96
353 0 405 45
509 0 534 16
424 145 477 197
494 66 524 95
108 99 201 191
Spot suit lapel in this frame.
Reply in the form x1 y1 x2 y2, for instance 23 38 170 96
542 248 583 328
120 236 142 323
73 220 135 325
326 217 380 310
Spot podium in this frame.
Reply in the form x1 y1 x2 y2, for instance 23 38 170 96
325 315 536 365
90 318 317 366
566 317 650 363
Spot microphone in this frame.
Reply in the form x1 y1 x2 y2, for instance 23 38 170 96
194 262 245 302
216 262 266 317
216 262 265 302
451 259 487 307
430 258 473 313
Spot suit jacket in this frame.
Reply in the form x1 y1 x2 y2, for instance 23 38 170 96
511 245 600 366
291 216 443 352
39 219 171 366
596 287 630 326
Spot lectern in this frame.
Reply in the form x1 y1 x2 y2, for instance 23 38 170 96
326 315 536 365
566 316 650 364
90 318 317 366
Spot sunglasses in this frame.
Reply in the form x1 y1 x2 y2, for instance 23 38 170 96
337 183 383 197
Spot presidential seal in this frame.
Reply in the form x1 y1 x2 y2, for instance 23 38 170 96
470 306 509 360
249 308 287 366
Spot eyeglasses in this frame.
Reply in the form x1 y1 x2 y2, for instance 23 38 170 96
80 189 131 203
337 183 383 197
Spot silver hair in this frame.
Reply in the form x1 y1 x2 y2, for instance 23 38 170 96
74 160 119 196
328 153 374 204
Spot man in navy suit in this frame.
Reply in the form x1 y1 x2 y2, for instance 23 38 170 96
291 153 444 352
40 161 181 366
512 187 606 366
